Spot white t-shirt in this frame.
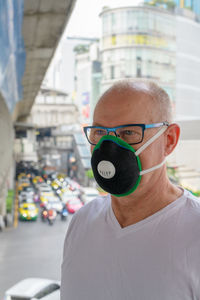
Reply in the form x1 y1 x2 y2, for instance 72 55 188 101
61 189 200 300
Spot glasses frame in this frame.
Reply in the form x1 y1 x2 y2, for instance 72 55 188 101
83 122 169 145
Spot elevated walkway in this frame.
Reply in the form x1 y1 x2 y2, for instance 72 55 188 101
0 0 77 226
13 0 77 121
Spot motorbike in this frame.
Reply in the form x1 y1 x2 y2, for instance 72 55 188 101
61 207 68 221
41 207 57 225
47 208 57 225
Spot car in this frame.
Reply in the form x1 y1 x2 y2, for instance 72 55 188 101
81 187 99 204
32 176 44 185
18 173 26 180
20 197 34 205
68 179 81 191
37 183 52 193
33 193 40 203
46 196 63 213
61 190 80 204
19 203 38 221
40 191 55 205
4 277 60 300
19 191 34 203
66 197 83 214
51 180 60 190
18 178 30 191
21 186 35 196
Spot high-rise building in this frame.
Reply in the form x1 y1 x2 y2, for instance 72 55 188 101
100 6 176 102
175 0 200 17
144 0 200 17
100 4 200 119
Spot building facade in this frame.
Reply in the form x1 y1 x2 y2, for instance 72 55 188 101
144 0 200 17
100 4 200 119
175 14 200 119
100 6 176 101
74 42 101 124
30 88 79 128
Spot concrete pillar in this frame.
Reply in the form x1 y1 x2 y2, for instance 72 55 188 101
0 94 14 222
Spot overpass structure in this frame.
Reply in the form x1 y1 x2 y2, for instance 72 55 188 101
0 0 76 226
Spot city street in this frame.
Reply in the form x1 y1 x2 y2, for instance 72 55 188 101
0 213 72 298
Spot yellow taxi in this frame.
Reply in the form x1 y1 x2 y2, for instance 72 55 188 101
51 180 60 190
32 176 43 185
57 173 66 182
18 179 30 191
17 173 26 180
19 203 38 221
40 192 55 204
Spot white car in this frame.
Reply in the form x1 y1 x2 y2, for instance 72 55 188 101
61 190 80 204
18 178 30 186
19 192 34 204
81 187 99 204
4 277 60 300
20 187 35 197
47 196 63 213
38 184 52 194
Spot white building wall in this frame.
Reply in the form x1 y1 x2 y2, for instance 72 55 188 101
31 103 79 128
176 16 200 119
75 53 92 124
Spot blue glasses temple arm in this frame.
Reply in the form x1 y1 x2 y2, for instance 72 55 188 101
85 122 168 130
145 122 169 129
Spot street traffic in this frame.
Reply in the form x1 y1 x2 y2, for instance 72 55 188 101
16 162 100 226
0 161 101 299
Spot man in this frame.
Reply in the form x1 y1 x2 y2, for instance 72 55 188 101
61 80 200 299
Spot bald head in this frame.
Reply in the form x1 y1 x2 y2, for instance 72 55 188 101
94 80 173 125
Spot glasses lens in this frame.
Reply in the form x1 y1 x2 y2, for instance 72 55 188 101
87 127 107 144
116 126 143 144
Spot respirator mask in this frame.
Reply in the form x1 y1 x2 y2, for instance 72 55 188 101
91 126 167 197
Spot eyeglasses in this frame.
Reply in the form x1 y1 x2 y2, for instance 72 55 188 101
83 122 169 145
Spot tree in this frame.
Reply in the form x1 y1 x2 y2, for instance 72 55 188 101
85 169 94 179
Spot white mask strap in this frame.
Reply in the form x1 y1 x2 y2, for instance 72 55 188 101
140 159 166 175
135 126 168 156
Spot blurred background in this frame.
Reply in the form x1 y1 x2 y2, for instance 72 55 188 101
1 0 200 298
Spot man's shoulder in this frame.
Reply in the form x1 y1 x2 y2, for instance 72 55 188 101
178 189 200 236
72 194 109 223
176 189 200 264
183 188 200 214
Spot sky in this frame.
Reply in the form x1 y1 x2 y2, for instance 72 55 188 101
65 0 143 38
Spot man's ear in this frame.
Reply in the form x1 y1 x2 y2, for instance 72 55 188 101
164 123 180 156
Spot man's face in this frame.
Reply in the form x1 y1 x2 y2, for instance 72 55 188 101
92 88 166 191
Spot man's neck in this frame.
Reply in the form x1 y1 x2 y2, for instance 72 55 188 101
111 174 183 228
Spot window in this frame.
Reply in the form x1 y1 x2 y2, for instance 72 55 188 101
136 57 142 77
111 34 116 45
127 10 135 31
111 66 115 79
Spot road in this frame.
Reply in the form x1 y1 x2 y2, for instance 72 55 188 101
0 211 72 298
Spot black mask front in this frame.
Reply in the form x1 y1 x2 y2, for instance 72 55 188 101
91 136 142 197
